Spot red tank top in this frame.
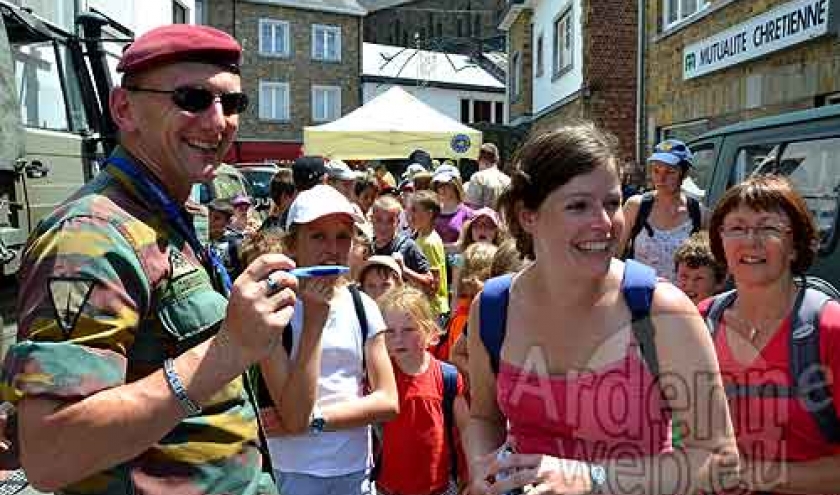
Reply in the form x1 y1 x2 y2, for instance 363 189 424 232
699 299 840 495
496 346 672 460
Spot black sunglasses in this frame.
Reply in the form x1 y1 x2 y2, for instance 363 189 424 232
125 85 249 116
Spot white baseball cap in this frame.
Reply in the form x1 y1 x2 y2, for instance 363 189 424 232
285 184 364 229
434 163 461 181
360 255 403 281
402 163 427 180
326 159 356 181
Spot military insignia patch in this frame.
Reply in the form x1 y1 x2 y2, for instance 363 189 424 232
48 277 96 338
169 249 198 279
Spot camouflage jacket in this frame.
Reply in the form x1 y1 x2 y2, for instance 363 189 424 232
2 148 277 495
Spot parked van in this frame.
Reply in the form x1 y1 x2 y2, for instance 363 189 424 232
687 104 840 286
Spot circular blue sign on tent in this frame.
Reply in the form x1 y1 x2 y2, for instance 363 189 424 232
451 134 471 154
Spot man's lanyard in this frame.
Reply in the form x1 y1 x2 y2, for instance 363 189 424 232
107 157 233 295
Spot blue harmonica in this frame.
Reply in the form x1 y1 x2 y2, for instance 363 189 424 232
287 265 351 278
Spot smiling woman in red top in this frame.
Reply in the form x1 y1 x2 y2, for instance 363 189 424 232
701 175 840 495
465 123 738 495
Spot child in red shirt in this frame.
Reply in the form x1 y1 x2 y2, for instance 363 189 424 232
376 286 470 495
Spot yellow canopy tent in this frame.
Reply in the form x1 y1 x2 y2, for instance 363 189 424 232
303 86 482 160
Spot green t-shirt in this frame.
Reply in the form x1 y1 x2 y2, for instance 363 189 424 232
415 230 450 316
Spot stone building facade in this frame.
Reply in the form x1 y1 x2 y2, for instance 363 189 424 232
207 0 365 157
506 9 533 126
643 0 840 147
361 0 507 54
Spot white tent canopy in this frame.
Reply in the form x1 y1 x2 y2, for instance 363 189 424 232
303 86 483 160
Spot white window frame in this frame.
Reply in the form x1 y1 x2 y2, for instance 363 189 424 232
312 85 341 122
662 0 709 30
259 80 290 122
311 24 342 62
259 19 290 58
552 7 573 80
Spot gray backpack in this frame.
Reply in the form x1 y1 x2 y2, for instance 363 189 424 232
704 277 840 443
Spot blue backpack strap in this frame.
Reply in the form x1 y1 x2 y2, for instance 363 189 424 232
621 260 659 378
440 361 459 480
704 290 738 339
480 274 514 375
789 288 840 443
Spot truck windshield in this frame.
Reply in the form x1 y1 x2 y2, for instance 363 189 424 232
13 40 86 132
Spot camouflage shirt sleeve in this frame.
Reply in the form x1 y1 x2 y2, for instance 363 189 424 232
3 214 151 402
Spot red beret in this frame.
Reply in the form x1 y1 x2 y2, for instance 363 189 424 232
117 24 241 75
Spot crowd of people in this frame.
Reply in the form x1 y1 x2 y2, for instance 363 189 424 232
2 23 839 495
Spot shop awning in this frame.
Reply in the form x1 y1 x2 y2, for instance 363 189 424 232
224 141 303 164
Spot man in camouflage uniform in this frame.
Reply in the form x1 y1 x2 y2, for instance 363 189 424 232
2 25 314 495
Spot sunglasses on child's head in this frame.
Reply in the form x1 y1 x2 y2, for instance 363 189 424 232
124 85 249 116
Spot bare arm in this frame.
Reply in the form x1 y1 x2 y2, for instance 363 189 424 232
619 194 642 255
465 296 507 492
320 332 399 430
454 395 472 482
20 254 298 492
402 265 435 292
742 455 840 494
260 309 326 434
23 332 252 491
450 332 469 380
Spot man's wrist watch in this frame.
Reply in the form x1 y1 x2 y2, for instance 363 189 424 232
588 463 607 495
308 405 326 435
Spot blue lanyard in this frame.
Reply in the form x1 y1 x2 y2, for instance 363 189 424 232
107 156 232 295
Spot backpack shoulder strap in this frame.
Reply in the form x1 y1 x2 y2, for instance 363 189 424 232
624 192 655 259
704 290 738 338
480 274 514 375
789 288 840 443
687 196 702 233
348 284 370 374
621 260 659 378
440 361 460 480
348 283 370 342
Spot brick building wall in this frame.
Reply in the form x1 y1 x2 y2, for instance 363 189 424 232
507 10 533 125
644 0 840 146
363 0 506 53
207 1 362 142
581 0 637 165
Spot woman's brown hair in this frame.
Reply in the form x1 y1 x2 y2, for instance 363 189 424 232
709 174 818 275
498 122 620 258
